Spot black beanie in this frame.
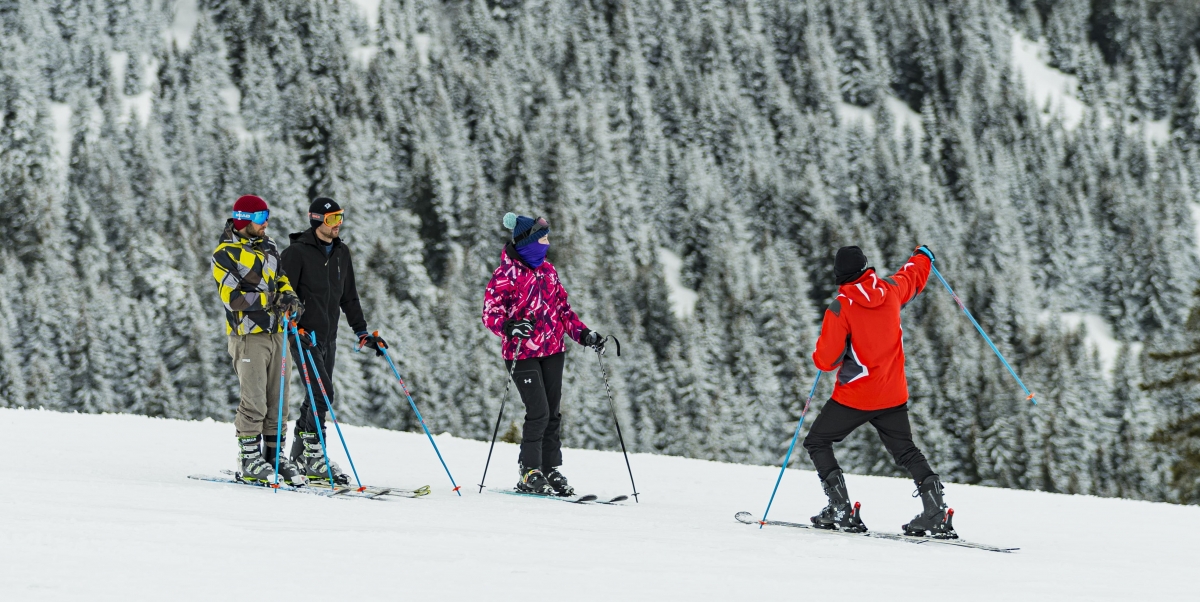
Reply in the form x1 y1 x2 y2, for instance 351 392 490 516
309 197 341 228
834 246 869 284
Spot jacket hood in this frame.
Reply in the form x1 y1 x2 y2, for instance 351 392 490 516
836 269 888 309
289 227 341 248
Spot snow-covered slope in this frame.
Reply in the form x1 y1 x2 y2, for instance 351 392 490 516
2 408 1196 601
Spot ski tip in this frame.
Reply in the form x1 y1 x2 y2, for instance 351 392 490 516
734 511 756 524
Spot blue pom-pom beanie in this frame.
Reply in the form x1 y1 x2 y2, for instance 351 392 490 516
504 212 550 248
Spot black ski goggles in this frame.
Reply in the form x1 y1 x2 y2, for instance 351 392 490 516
513 216 550 244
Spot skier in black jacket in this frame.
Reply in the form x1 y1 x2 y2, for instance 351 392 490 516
280 197 386 483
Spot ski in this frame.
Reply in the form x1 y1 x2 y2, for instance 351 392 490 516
218 469 430 498
593 495 630 505
734 512 1018 553
189 474 341 498
489 488 599 503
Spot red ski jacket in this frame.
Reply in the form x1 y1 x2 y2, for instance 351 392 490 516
482 243 590 361
812 253 932 411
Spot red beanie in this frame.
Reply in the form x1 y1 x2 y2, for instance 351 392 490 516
232 195 268 230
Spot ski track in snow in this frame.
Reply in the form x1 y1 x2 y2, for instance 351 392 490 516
2 408 1197 600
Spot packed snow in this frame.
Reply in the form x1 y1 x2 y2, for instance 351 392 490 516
884 94 923 139
1010 34 1086 130
2 408 1197 600
48 102 72 173
165 0 199 50
1058 312 1123 378
657 248 698 320
348 0 382 33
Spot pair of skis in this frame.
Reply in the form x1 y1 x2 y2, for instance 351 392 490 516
734 512 1017 553
489 488 629 505
188 471 431 500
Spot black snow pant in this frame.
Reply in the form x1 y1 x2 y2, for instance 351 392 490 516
291 335 337 446
506 352 566 471
803 399 935 486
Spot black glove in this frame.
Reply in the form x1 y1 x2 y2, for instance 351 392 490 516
914 245 935 262
503 319 534 339
274 292 303 318
358 332 387 357
582 329 605 351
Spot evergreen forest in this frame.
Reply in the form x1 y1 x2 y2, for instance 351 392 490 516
4 0 1200 504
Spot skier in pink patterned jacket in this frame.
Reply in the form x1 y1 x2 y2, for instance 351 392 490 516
482 212 605 497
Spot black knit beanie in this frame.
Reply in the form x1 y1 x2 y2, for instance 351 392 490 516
309 197 341 228
834 246 869 284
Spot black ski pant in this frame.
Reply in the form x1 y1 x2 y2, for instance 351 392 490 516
506 352 566 471
291 335 338 445
803 399 935 486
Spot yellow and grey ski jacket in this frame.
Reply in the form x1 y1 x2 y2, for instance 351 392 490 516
211 219 295 335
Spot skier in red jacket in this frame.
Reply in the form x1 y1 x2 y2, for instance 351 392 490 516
482 213 605 496
804 244 956 539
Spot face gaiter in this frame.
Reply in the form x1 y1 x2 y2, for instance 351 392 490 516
517 240 549 268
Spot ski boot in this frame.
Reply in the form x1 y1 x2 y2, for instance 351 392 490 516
544 466 575 497
264 438 306 487
236 435 275 484
516 463 555 495
293 432 350 485
810 469 867 533
902 475 958 539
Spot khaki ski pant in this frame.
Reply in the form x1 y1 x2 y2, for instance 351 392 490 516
228 331 290 439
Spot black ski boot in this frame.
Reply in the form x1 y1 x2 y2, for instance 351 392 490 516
810 469 867 533
264 438 306 487
903 475 958 539
516 463 554 495
544 467 575 497
237 435 274 484
293 432 350 485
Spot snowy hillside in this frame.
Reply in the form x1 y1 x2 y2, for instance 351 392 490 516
2 408 1196 601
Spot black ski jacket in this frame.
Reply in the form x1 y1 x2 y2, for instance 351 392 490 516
280 227 367 345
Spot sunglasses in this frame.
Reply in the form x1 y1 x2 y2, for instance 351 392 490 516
232 209 270 225
310 210 345 227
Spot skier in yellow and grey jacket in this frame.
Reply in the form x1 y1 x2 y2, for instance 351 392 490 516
210 194 305 485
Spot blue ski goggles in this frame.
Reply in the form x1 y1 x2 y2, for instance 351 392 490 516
232 209 270 225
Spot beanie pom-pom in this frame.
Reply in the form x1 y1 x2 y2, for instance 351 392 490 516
503 212 517 230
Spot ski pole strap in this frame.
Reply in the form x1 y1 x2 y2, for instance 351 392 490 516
930 265 1037 405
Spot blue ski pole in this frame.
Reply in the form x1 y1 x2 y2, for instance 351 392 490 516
301 330 364 491
272 317 293 491
292 324 337 487
759 371 823 528
374 333 462 495
930 264 1038 405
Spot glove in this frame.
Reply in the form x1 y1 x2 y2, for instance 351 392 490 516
914 245 935 262
358 331 387 357
503 319 534 339
582 329 605 351
274 292 303 318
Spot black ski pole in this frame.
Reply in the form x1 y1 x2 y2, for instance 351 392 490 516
593 336 638 502
478 352 520 493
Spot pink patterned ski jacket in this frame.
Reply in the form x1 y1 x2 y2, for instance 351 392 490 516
482 243 590 361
